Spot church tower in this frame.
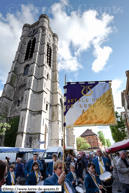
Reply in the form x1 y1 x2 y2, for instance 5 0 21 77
0 14 65 148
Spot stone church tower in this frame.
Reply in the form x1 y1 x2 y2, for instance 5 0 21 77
0 14 76 149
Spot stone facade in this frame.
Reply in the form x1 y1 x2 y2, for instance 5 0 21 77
0 14 75 149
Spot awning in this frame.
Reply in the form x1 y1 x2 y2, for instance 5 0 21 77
0 147 46 153
106 139 129 153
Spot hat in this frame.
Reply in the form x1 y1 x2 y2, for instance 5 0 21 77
6 156 10 159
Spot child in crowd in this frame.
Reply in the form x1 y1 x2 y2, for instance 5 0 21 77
6 165 16 185
85 163 103 193
66 164 83 189
26 162 43 185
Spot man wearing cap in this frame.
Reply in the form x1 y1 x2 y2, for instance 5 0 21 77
46 153 57 177
92 149 113 193
24 153 43 178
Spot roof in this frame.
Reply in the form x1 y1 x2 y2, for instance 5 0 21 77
80 129 97 137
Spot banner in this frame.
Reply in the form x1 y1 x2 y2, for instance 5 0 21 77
64 81 116 127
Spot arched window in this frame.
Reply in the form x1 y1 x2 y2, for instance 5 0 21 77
47 44 52 67
24 65 29 76
17 100 20 107
47 73 49 79
25 38 36 60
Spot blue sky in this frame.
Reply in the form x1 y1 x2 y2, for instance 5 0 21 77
0 0 128 145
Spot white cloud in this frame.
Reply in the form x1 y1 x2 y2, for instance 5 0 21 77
92 46 112 73
0 1 115 86
50 1 114 72
0 90 2 97
0 4 39 84
112 79 123 109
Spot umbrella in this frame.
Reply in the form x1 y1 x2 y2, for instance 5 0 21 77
106 139 129 153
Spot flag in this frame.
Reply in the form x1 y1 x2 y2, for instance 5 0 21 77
64 81 116 127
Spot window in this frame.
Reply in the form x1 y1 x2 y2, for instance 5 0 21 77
24 65 29 76
25 38 36 60
46 103 48 111
47 44 52 67
47 73 49 79
17 100 20 107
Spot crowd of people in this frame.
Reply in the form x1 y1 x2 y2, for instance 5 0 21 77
0 149 129 193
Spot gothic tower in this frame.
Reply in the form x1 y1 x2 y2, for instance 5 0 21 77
0 14 65 148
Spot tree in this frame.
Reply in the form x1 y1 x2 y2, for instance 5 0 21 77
0 116 11 135
106 139 111 147
110 111 127 142
76 137 91 150
4 117 19 147
97 131 106 146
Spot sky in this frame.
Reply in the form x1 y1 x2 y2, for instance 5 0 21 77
0 0 128 145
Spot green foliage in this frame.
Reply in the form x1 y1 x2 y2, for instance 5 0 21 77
4 117 19 147
0 116 11 135
76 137 91 150
106 139 111 147
110 111 127 143
97 131 106 146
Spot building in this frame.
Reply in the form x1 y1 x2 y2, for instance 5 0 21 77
0 14 75 149
80 129 105 151
121 70 129 136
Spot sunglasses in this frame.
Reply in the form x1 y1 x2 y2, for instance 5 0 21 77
57 167 63 170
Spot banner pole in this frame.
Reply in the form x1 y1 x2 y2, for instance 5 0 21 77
63 75 66 171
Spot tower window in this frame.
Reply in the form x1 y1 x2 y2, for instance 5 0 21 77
47 44 52 67
46 103 48 111
25 38 36 60
24 65 29 76
17 100 20 107
47 73 49 79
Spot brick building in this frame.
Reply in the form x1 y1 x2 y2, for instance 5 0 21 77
80 129 105 151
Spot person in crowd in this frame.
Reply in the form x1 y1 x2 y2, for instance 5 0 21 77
24 153 43 178
70 156 76 167
66 154 71 171
92 149 113 193
116 151 129 193
83 153 89 171
46 153 57 177
6 165 16 186
15 157 24 178
0 160 7 193
26 162 43 185
44 160 75 193
85 163 103 193
77 154 84 179
67 154 71 162
115 152 120 161
4 157 11 167
66 164 83 189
